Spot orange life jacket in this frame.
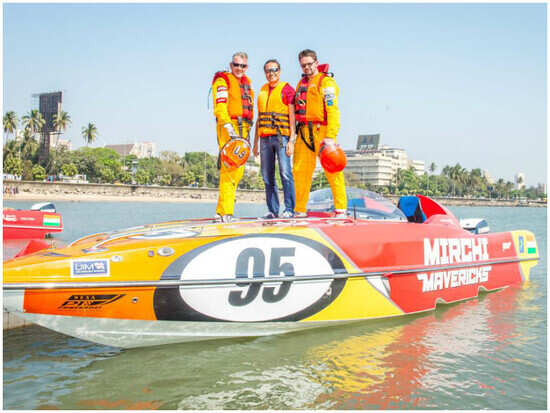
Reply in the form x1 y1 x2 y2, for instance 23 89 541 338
212 71 254 121
295 63 332 125
257 82 291 137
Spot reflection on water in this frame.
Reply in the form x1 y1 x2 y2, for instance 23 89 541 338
3 202 547 409
3 285 545 410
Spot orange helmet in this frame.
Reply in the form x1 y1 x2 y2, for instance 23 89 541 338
319 139 347 173
220 138 251 170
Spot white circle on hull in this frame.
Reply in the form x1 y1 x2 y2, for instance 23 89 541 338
179 236 334 322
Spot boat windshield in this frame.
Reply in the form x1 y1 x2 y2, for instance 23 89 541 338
307 188 407 221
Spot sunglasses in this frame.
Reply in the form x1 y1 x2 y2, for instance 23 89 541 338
300 61 316 69
265 68 280 74
231 62 248 69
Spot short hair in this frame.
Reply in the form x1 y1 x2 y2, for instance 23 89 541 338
263 59 280 71
232 52 248 61
298 49 317 61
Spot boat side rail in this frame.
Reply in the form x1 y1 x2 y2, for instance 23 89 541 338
3 256 537 290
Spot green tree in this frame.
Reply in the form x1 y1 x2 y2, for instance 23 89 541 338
81 122 98 146
20 128 39 161
22 160 33 180
22 109 45 137
61 162 78 177
53 111 72 137
99 167 116 183
312 171 330 190
3 138 20 160
3 154 23 176
135 169 150 185
429 162 436 174
3 111 18 141
119 171 133 184
159 174 171 186
31 164 46 181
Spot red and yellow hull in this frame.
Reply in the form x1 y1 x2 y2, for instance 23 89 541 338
3 216 539 348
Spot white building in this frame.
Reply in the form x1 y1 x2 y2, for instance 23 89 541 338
105 142 156 158
51 135 72 151
515 172 526 190
342 140 425 187
345 151 394 186
483 170 494 184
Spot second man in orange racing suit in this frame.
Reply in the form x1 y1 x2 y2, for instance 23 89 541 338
211 51 254 222
293 49 347 217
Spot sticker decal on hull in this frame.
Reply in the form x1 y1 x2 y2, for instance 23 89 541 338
153 234 347 322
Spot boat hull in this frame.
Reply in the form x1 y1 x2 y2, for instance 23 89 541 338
3 209 63 239
3 214 540 348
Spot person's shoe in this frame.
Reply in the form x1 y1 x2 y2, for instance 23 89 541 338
260 212 278 220
280 210 294 219
294 212 307 218
215 214 236 223
334 209 348 219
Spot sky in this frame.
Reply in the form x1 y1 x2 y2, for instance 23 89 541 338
2 2 547 186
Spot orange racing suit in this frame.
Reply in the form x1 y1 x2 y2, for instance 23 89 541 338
293 71 346 213
212 71 254 216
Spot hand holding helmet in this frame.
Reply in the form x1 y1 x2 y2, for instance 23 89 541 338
220 138 251 171
223 123 240 139
319 138 347 173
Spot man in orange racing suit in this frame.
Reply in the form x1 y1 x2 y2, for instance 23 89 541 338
211 52 254 222
293 49 347 217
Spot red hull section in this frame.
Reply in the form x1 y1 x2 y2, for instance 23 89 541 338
3 209 63 239
320 219 525 315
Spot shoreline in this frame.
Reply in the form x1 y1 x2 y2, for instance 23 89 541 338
3 192 261 204
2 180 546 207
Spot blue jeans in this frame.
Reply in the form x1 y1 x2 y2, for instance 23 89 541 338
260 135 295 216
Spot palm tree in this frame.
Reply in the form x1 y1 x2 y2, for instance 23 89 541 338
22 109 45 138
3 111 18 141
81 122 98 146
53 111 72 136
20 128 39 160
3 138 20 160
429 162 436 174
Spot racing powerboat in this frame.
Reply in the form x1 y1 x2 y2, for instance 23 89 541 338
3 189 539 348
3 202 63 239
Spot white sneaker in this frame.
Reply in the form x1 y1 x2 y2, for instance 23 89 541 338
294 212 307 218
215 214 236 223
222 214 236 223
280 211 294 219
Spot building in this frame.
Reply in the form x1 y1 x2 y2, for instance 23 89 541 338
345 151 393 186
515 172 525 190
343 135 425 187
482 170 494 184
105 142 156 158
50 135 72 151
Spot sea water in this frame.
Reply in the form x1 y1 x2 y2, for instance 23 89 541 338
2 200 547 409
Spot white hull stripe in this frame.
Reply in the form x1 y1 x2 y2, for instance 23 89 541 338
3 256 537 290
4 224 63 230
